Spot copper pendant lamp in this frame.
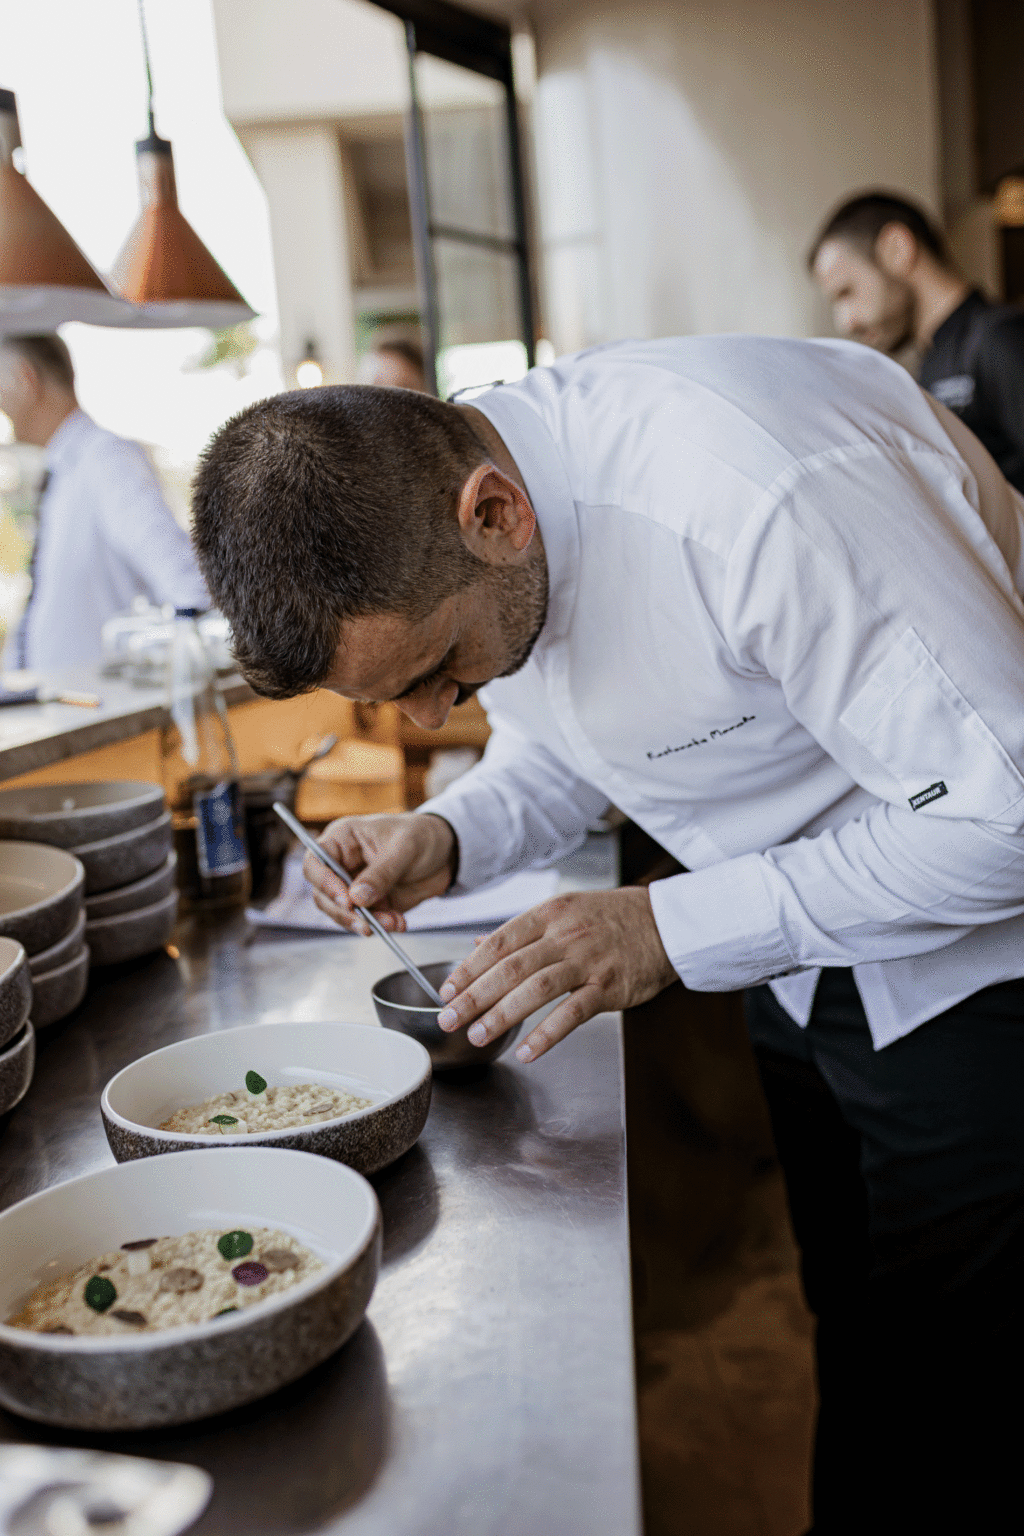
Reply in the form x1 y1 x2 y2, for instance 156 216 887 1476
0 87 137 334
108 0 254 329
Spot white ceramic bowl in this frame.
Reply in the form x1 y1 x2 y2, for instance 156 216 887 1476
85 890 178 967
70 811 173 896
0 781 165 849
0 842 85 955
0 1147 381 1430
30 944 90 1031
0 935 32 1051
101 1021 432 1176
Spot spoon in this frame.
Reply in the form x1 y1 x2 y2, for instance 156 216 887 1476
272 801 446 1007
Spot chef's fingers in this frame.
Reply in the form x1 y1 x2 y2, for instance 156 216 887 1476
515 983 607 1062
437 936 561 1034
436 927 568 1038
437 905 550 1003
309 883 406 935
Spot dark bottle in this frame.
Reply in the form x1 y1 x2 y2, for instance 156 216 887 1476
161 609 251 909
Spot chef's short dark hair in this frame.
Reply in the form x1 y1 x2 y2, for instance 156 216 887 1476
808 192 947 268
191 386 489 698
0 333 75 391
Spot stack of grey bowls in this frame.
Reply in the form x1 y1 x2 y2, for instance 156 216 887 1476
0 839 85 1033
0 782 177 975
0 936 35 1115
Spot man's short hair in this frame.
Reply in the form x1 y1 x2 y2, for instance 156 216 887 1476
807 192 947 270
0 332 75 391
191 386 490 698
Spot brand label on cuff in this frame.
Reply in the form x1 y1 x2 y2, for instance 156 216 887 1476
908 780 948 811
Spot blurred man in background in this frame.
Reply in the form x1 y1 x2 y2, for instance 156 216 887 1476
809 190 1024 492
0 332 208 672
355 331 428 393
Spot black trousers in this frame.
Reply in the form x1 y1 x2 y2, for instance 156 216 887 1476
744 969 1024 1534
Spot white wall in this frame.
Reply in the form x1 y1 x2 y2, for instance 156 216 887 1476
527 0 941 350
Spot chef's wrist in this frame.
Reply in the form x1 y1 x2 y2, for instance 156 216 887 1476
419 812 460 891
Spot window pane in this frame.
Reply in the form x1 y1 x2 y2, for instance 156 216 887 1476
432 237 522 358
414 54 515 243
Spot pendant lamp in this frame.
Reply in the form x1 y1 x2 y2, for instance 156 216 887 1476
0 87 137 334
107 0 255 329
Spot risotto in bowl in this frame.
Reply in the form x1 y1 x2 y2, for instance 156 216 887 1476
0 1146 380 1429
101 1020 432 1175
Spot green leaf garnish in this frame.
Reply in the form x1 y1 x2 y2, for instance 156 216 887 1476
217 1230 254 1260
245 1071 267 1094
215 1306 239 1316
84 1276 117 1312
209 1114 238 1125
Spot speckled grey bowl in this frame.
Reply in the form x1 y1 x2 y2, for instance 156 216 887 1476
0 842 85 955
101 1021 431 1176
30 943 89 1030
28 908 86 977
85 890 178 967
85 851 177 920
0 781 165 849
0 937 32 1052
0 1021 35 1117
0 1146 381 1430
372 960 523 1070
70 810 173 896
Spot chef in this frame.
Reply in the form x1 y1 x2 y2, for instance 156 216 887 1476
191 337 1024 1533
0 332 209 671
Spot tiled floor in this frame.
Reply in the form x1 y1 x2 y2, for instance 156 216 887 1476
624 984 817 1536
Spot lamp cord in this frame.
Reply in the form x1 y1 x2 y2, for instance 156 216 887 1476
137 0 156 137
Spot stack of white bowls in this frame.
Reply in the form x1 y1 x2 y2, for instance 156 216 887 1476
0 783 177 972
0 841 86 1032
0 935 35 1114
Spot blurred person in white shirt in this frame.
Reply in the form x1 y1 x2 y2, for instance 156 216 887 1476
0 332 209 672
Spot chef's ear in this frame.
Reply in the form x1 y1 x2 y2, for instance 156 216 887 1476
456 463 537 560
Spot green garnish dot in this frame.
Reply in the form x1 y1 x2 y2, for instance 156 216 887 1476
84 1276 117 1312
209 1114 238 1125
215 1306 239 1316
245 1070 267 1094
217 1230 254 1260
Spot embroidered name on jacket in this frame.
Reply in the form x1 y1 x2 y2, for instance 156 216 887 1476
647 715 755 760
909 780 948 810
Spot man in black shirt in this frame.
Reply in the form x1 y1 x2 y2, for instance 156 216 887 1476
808 191 1024 492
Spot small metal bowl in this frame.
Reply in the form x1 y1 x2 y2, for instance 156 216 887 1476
371 960 522 1071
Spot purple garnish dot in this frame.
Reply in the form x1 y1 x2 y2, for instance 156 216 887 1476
232 1261 269 1287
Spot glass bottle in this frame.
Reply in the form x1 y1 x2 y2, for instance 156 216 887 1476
161 608 251 909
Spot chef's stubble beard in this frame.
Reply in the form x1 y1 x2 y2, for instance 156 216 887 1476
451 547 548 706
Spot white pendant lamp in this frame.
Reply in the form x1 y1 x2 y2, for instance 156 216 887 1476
107 0 255 329
0 87 138 334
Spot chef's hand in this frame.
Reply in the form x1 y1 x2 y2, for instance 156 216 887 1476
302 813 457 936
435 887 678 1062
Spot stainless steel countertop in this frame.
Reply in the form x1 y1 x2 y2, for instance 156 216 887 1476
0 833 642 1536
0 671 252 780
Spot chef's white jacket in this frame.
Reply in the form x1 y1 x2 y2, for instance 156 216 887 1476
6 409 209 673
419 336 1024 1048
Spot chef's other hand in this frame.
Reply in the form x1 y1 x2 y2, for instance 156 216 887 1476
302 813 456 936
435 888 677 1062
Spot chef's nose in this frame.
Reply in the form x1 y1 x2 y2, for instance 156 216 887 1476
397 679 457 731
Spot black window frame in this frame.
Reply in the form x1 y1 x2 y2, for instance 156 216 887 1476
367 0 536 394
